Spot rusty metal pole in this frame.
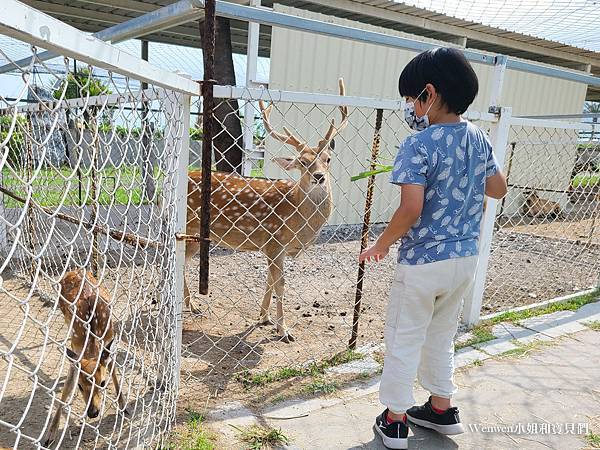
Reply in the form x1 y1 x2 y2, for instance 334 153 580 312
198 0 216 295
349 109 384 350
90 110 100 276
24 113 36 283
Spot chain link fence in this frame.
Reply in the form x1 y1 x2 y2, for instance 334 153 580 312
482 116 600 314
1 8 599 447
0 38 186 448
178 86 404 406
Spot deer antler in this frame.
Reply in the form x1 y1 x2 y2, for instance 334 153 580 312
259 100 305 149
323 78 349 143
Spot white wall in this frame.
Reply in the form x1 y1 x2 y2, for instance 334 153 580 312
266 4 588 225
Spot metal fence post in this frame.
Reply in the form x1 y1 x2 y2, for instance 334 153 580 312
349 108 383 350
242 0 261 176
167 84 191 397
462 107 512 326
488 55 508 111
198 0 216 295
0 170 6 256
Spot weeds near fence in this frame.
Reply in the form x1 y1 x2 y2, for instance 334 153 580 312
231 425 290 450
455 289 600 350
486 288 600 325
303 377 339 395
455 325 496 350
236 349 364 388
167 409 215 450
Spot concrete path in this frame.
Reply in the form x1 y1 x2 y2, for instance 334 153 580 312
209 301 600 449
266 328 600 450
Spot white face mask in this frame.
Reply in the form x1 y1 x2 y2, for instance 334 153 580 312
403 88 434 132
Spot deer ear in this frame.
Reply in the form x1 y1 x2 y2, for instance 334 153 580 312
66 348 78 361
272 157 296 171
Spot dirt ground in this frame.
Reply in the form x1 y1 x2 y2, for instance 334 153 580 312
177 225 599 409
0 268 178 449
2 221 599 445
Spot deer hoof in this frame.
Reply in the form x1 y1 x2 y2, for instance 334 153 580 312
280 331 296 343
187 299 203 316
258 316 274 326
42 434 56 448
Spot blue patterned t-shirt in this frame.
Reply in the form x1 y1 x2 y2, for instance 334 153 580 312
390 121 499 265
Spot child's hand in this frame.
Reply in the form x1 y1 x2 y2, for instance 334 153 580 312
359 242 390 263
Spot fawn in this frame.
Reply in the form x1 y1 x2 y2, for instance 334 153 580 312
43 270 127 447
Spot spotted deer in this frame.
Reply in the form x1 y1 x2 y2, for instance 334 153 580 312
522 189 562 218
184 78 348 342
43 270 127 447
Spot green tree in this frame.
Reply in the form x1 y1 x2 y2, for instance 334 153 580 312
53 68 111 101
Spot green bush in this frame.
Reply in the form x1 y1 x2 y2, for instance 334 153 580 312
0 114 27 165
53 69 111 100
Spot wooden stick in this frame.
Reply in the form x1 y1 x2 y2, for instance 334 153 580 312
0 185 162 249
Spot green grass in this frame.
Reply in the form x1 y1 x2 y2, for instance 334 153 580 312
484 289 600 326
498 338 555 359
455 289 600 351
455 325 496 350
586 431 600 448
231 425 290 450
303 377 338 395
1 166 161 208
167 409 215 450
572 173 600 188
271 394 287 404
250 167 265 178
236 349 364 388
584 320 600 331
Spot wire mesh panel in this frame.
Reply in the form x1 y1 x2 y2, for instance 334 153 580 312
0 41 185 448
179 84 423 406
482 118 600 314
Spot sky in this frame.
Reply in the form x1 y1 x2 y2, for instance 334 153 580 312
394 0 600 52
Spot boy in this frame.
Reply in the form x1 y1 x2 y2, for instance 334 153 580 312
359 47 507 449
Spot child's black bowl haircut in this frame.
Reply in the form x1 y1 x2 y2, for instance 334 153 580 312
399 47 479 115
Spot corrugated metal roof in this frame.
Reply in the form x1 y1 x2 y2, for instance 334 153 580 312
16 0 600 99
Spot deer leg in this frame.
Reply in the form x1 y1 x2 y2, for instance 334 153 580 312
272 254 294 343
111 364 130 416
43 365 78 448
184 241 202 315
258 261 275 325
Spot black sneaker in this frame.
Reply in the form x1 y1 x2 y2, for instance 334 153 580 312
374 409 409 449
406 396 465 435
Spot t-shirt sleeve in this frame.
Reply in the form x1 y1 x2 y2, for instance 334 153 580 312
390 137 428 186
483 134 499 177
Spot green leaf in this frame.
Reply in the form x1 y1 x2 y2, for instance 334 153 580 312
350 165 393 182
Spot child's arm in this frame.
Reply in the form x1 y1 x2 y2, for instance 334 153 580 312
359 184 424 263
485 171 507 199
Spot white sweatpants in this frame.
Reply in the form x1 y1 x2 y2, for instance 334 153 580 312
379 256 478 414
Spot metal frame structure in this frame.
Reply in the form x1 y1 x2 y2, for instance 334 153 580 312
0 0 198 95
2 0 600 89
